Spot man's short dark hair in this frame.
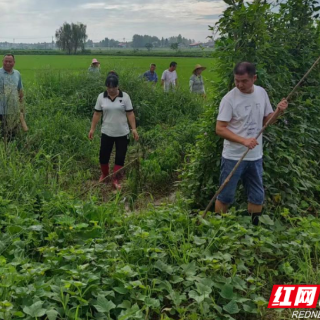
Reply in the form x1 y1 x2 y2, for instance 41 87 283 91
170 61 177 67
150 63 156 67
234 62 256 77
3 54 15 61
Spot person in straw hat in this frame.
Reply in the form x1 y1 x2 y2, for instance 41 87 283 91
189 64 206 96
88 58 100 73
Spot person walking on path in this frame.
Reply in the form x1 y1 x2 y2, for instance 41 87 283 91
215 62 288 225
189 64 206 96
89 74 139 190
0 54 28 141
161 62 178 92
88 58 100 73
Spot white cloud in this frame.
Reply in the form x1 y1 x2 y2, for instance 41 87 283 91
0 0 225 43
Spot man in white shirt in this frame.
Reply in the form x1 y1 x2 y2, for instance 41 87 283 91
161 62 178 92
215 62 288 225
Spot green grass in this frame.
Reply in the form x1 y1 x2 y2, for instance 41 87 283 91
15 55 217 93
0 59 317 320
1 192 319 320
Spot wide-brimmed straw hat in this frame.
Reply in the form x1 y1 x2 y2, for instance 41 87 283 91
193 64 206 72
92 58 99 64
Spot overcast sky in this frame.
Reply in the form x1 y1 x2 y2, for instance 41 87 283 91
0 0 226 43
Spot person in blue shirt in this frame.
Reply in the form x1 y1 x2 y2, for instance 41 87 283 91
0 54 28 140
143 64 158 83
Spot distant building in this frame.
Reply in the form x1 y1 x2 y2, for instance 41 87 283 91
203 41 215 48
189 42 203 48
117 42 127 48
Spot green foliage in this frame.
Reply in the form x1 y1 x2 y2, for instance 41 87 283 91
181 0 320 212
55 22 88 54
145 43 153 51
2 68 203 200
131 33 193 49
0 194 320 319
170 43 179 51
1 5 320 317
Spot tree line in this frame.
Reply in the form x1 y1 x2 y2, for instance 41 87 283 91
55 23 197 54
130 34 195 49
55 22 87 54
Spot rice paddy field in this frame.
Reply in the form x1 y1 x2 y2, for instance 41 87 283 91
14 55 216 90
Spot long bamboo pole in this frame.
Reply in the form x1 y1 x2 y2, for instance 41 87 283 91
201 55 320 220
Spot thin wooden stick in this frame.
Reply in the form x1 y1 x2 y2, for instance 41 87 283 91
201 55 320 220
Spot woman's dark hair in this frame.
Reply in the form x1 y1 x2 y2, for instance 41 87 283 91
107 70 119 78
234 62 256 77
105 75 119 88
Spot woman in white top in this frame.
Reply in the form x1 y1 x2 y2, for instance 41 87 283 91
89 75 139 190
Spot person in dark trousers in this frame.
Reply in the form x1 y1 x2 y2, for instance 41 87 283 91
89 75 139 190
215 62 288 225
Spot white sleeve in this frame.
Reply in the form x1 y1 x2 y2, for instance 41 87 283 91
161 71 166 81
124 94 133 112
264 90 274 116
217 96 233 122
94 94 102 112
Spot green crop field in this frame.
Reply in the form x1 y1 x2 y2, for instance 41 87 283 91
1 0 320 317
14 55 217 92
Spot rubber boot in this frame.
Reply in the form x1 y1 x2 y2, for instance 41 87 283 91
251 212 262 226
112 164 123 190
99 164 109 183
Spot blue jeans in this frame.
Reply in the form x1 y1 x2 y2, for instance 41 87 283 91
217 157 264 205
